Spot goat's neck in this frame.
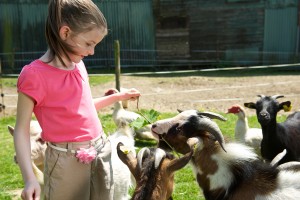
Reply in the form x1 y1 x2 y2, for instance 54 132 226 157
260 118 277 139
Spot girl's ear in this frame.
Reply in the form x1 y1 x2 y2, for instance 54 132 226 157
59 25 71 40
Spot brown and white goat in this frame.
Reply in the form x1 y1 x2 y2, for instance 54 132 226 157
117 142 193 200
151 110 300 200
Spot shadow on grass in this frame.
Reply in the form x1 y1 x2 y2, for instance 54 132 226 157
134 139 158 149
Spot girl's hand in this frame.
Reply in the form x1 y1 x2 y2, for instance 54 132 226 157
119 88 141 101
21 180 41 200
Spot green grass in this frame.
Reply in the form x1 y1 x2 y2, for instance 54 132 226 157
0 117 23 199
0 78 17 88
88 75 115 87
0 75 114 89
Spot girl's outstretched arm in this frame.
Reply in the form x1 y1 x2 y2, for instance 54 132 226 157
14 92 41 200
93 88 140 110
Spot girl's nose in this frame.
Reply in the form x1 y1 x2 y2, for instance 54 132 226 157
88 47 95 56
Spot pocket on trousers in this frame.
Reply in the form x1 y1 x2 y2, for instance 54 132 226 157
45 147 61 177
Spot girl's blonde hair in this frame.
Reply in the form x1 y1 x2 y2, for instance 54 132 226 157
45 0 107 67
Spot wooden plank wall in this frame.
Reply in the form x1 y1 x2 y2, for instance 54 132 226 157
187 1 265 65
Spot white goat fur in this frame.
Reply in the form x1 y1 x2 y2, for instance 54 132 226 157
108 125 136 200
191 142 258 190
8 120 46 171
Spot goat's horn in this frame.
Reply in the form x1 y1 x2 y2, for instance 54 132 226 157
272 95 284 99
154 148 166 169
257 95 265 98
197 116 226 152
32 161 44 185
270 149 287 167
117 142 139 180
197 111 227 121
137 147 151 169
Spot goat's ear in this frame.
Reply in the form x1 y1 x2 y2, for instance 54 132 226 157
7 125 14 136
244 102 256 109
116 142 139 180
177 109 183 113
167 148 193 173
168 138 193 172
279 101 292 112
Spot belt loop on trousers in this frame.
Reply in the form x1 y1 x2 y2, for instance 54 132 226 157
67 143 73 156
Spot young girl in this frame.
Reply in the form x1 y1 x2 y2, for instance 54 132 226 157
13 0 140 199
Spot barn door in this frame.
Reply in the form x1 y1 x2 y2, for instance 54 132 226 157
263 1 298 64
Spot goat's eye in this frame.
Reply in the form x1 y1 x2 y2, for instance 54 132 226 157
176 126 183 133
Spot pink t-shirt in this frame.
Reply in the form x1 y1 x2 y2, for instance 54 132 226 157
17 60 103 142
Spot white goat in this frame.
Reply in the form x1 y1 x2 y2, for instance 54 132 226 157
8 120 46 172
152 110 300 200
227 104 262 151
108 125 136 200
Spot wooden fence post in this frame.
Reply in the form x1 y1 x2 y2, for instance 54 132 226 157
114 40 121 92
0 59 6 117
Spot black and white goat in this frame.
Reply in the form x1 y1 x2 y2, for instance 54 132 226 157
244 95 300 164
151 110 300 200
117 142 193 200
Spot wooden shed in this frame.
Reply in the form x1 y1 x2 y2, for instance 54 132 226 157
154 0 300 66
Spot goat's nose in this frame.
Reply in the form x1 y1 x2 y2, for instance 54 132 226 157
152 124 157 129
260 112 267 117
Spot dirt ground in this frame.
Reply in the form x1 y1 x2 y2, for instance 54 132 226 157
97 72 300 116
2 72 300 118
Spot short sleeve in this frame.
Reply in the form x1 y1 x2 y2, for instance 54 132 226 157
76 61 89 81
17 66 46 105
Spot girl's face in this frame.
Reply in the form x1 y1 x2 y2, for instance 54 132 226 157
65 28 107 64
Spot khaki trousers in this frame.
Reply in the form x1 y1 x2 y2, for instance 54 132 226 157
44 135 114 200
